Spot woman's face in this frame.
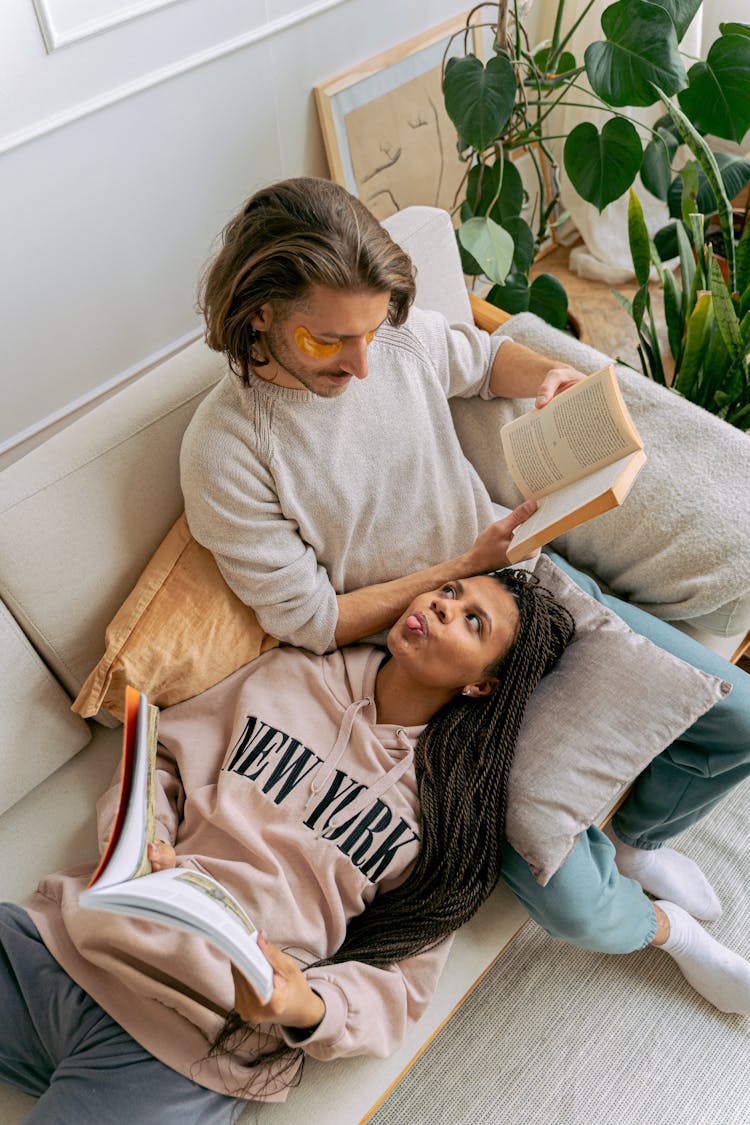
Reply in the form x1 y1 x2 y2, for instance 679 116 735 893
387 576 519 691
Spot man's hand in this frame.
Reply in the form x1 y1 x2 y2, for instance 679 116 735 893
148 840 176 870
463 500 539 572
489 339 588 402
232 933 326 1031
535 365 587 408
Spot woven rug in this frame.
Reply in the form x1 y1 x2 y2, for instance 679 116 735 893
371 780 750 1125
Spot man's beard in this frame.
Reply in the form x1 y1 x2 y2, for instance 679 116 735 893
262 325 350 398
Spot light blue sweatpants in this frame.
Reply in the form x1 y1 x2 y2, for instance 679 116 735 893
0 903 238 1124
499 551 750 955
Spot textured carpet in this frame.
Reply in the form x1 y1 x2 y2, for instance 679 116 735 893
371 780 750 1125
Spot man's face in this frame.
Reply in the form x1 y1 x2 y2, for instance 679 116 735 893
252 285 391 398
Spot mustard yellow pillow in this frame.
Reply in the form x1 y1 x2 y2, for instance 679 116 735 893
72 513 278 722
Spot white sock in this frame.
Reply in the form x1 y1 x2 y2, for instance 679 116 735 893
656 900 750 1015
604 823 721 921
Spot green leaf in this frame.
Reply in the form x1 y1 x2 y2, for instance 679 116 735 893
673 292 713 395
720 22 750 39
689 212 706 285
632 281 651 333
662 267 684 360
710 258 743 359
585 0 687 107
502 216 536 275
458 217 514 285
675 219 695 312
646 0 702 41
465 159 524 223
486 272 530 315
641 125 680 200
703 322 732 404
443 54 517 153
649 237 666 285
458 226 481 274
736 216 750 296
668 152 750 221
564 118 642 212
740 308 750 348
528 274 568 329
654 220 679 260
628 189 651 286
680 161 700 229
740 282 750 321
677 35 750 142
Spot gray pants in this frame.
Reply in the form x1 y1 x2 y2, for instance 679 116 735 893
0 903 239 1124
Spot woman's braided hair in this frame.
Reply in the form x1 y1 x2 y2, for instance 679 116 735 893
319 566 575 968
211 568 574 1091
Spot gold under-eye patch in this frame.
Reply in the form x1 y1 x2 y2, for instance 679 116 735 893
294 326 375 358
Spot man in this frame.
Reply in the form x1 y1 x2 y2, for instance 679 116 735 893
183 177 584 654
181 177 750 1013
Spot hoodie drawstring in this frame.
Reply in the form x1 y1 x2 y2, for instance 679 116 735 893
305 700 414 832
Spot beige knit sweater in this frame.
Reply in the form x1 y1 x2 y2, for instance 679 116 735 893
180 306 507 653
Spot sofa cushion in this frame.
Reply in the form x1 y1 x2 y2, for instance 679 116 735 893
505 556 729 883
72 514 279 722
73 527 728 884
450 313 750 636
0 598 91 815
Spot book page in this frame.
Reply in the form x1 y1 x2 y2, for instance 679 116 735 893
500 366 643 500
87 691 157 889
506 450 646 562
81 866 274 1003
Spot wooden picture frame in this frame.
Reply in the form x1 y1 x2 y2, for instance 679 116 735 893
314 11 482 222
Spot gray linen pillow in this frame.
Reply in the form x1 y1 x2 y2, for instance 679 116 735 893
505 555 731 885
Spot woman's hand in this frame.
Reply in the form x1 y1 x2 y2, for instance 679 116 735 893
464 500 539 572
232 933 326 1031
535 365 587 408
148 840 176 870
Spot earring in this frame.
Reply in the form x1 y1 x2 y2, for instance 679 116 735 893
462 688 471 696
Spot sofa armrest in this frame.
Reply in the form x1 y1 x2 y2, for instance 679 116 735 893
469 292 512 333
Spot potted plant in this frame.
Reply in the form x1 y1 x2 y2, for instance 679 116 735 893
441 1 750 326
617 100 750 432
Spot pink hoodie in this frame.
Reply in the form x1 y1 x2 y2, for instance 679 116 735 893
24 645 453 1101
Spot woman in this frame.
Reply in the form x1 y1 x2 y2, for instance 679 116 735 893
0 568 573 1122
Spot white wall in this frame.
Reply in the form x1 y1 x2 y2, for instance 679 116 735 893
0 0 472 460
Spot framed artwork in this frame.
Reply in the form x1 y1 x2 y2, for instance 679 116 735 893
315 12 483 222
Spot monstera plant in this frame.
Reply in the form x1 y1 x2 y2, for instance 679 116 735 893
442 0 750 326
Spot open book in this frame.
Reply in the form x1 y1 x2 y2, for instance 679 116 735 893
501 364 646 564
79 686 274 1003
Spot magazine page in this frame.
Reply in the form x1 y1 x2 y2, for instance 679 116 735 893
500 366 643 500
87 690 157 890
81 866 274 1003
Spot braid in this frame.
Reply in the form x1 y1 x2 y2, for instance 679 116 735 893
322 568 575 968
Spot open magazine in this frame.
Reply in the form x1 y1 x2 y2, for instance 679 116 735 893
501 364 646 563
79 686 274 1003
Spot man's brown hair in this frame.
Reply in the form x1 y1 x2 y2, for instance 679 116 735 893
200 177 417 382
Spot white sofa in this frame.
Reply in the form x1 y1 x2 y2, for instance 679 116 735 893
1 205 748 1124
